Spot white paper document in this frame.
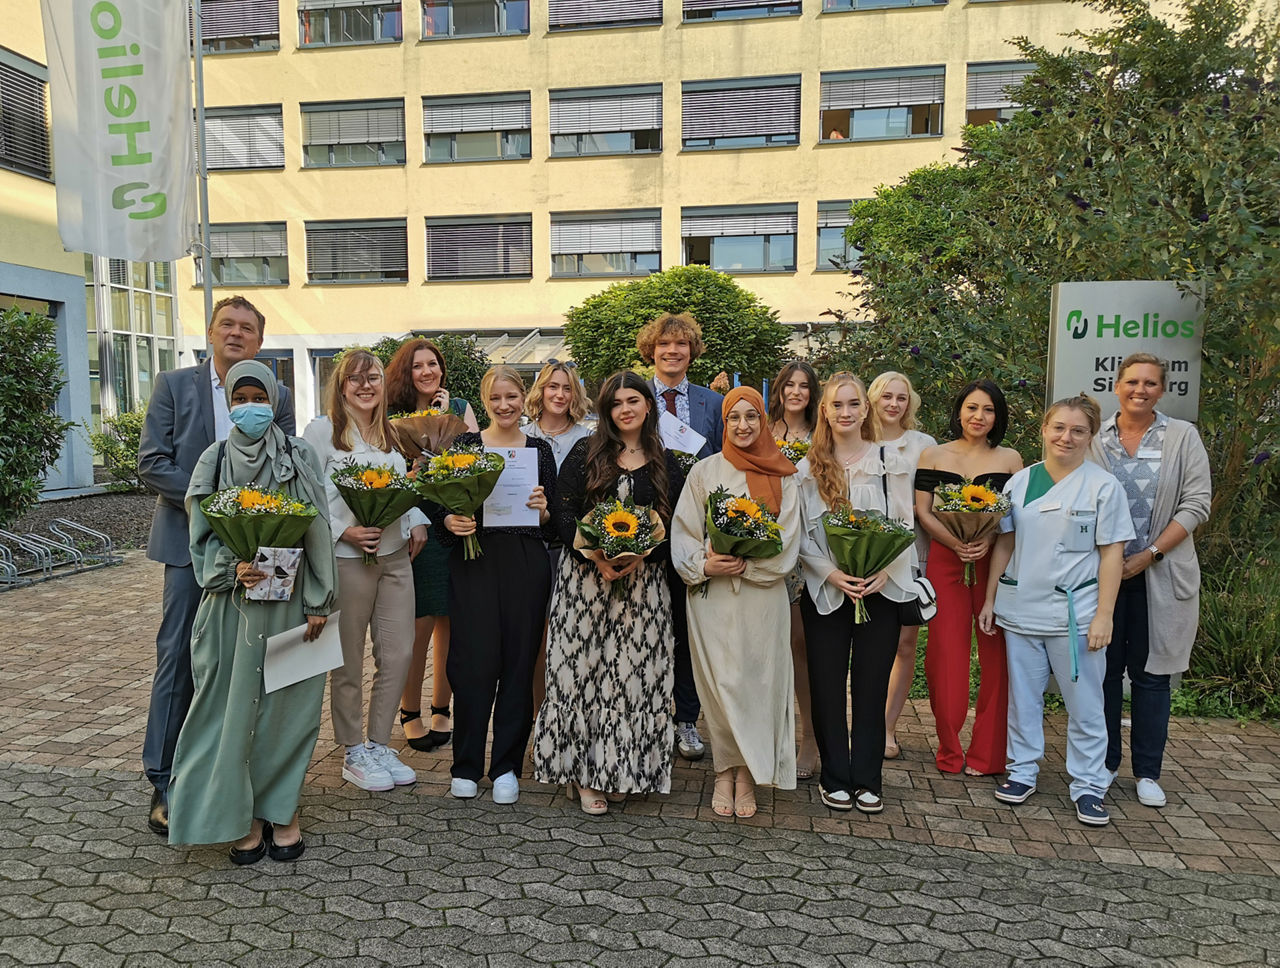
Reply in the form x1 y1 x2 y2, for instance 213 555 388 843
659 411 707 456
264 612 343 694
483 447 540 528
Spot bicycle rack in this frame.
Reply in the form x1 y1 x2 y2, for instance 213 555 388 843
0 530 54 581
49 518 122 567
0 544 31 589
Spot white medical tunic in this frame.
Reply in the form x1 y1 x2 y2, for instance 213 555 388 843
994 461 1134 638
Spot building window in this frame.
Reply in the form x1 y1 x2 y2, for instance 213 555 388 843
423 92 531 163
198 223 289 286
85 257 178 419
820 66 944 141
682 76 800 150
549 0 661 29
966 61 1034 124
302 100 406 167
682 205 797 273
203 105 285 169
421 0 530 37
197 0 280 52
426 215 532 280
299 1 402 46
683 0 800 20
0 48 52 180
820 0 943 10
550 86 662 157
305 220 409 283
817 200 861 271
551 210 660 277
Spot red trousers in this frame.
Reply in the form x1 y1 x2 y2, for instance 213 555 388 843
924 543 1008 774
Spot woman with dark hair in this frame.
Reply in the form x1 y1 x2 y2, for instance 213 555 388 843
384 338 478 755
768 360 821 780
915 380 1023 776
532 372 684 814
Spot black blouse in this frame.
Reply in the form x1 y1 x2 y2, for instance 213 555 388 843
914 468 1013 493
554 437 686 565
428 432 558 546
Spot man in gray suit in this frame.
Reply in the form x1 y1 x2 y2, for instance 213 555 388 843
137 295 294 834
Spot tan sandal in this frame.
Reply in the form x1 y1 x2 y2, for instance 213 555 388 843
711 769 734 817
567 783 607 816
733 767 757 819
796 744 819 780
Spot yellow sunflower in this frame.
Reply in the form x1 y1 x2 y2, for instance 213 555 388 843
961 484 999 509
602 508 640 538
238 489 276 511
726 497 762 520
361 468 392 489
447 453 478 470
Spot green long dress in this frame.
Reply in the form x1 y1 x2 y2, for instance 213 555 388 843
167 439 337 845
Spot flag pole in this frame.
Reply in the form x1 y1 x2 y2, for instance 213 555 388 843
192 0 214 339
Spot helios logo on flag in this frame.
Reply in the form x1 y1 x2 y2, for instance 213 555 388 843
40 0 197 261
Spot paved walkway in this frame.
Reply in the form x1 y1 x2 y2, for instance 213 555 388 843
2 554 1280 966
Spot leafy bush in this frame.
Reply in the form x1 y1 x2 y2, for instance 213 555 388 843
369 332 491 427
0 307 72 528
564 265 791 388
84 408 150 493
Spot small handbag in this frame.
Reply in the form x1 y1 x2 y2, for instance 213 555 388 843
897 575 938 626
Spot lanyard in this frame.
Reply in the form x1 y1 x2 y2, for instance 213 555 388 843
1053 578 1099 681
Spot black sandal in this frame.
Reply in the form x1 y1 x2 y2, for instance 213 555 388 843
400 707 431 752
422 704 452 752
228 821 270 866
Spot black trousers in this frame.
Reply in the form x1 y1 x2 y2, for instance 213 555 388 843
667 562 701 724
800 591 901 795
1104 574 1171 780
447 532 551 782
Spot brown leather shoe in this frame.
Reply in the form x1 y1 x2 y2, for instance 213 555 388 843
147 788 168 836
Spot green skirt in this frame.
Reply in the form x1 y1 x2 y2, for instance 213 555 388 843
413 536 451 617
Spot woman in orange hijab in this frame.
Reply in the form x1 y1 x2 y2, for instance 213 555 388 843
671 386 803 818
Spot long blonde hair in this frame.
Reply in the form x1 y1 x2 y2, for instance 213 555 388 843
808 372 875 510
525 363 590 423
867 370 921 433
327 349 395 452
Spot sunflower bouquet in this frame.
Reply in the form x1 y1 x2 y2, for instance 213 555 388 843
199 486 318 563
573 498 666 598
775 438 811 465
389 407 469 463
706 486 784 559
821 507 915 623
411 445 506 560
931 480 1013 585
332 462 422 564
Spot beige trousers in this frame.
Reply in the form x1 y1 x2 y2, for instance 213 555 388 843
331 548 415 748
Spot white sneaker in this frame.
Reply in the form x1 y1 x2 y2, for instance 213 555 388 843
342 746 394 792
675 722 705 761
450 777 478 799
367 742 416 786
492 771 519 804
1106 769 1119 789
1136 777 1167 807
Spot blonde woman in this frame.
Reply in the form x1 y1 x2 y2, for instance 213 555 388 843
869 371 937 761
302 350 428 793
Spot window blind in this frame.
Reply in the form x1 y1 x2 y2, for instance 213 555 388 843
303 102 405 144
966 62 1034 110
306 221 408 273
681 206 797 237
682 80 800 140
422 94 530 133
426 218 533 278
549 88 661 135
820 68 945 110
210 224 287 259
550 0 661 26
816 202 854 229
198 0 279 39
204 108 285 169
550 213 660 254
0 61 51 178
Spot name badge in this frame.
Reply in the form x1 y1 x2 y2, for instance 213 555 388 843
1136 448 1162 460
1038 501 1062 512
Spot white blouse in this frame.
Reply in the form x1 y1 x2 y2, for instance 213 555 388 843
302 416 429 559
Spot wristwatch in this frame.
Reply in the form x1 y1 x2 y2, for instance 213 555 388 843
1146 544 1164 562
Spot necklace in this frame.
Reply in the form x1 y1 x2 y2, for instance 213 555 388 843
624 445 643 455
539 420 572 438
839 443 870 467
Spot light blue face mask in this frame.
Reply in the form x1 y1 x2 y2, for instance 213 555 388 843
229 402 274 439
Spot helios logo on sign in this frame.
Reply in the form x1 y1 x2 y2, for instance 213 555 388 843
1048 281 1204 421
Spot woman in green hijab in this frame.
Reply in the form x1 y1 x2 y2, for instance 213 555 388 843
167 360 337 864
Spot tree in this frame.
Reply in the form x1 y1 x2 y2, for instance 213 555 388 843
0 307 72 527
564 265 791 388
369 332 491 426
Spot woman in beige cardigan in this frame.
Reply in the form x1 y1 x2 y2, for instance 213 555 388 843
1089 353 1211 810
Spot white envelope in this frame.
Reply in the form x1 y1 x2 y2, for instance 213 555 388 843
264 612 343 694
659 411 707 455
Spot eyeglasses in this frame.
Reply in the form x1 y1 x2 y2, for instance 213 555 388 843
726 411 762 426
545 358 577 369
346 372 383 387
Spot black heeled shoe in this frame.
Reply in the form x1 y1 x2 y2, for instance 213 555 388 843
400 707 431 752
422 704 452 751
228 822 270 866
265 823 305 862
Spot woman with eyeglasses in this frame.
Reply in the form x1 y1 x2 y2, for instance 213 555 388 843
385 339 478 757
430 365 556 805
767 360 821 781
672 387 801 819
532 372 683 814
303 350 429 793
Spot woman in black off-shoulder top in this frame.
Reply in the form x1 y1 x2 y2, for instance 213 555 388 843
914 380 1023 777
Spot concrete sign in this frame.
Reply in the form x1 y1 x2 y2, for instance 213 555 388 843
1048 281 1204 421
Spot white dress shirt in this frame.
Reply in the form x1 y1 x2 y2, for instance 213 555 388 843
210 363 231 441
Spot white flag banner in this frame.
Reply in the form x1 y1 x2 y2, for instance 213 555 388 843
40 0 197 261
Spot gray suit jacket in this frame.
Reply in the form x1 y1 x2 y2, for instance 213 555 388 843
138 360 296 566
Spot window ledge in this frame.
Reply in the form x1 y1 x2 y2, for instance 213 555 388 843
297 39 404 49
422 156 531 165
820 133 944 144
305 279 409 286
687 266 797 275
679 143 799 154
547 20 662 32
819 3 945 13
193 282 290 289
201 43 281 55
681 12 802 24
418 31 530 42
301 162 407 170
547 149 662 159
550 271 658 280
208 165 287 172
422 275 533 283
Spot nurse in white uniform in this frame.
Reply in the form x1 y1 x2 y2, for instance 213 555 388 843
978 394 1133 827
